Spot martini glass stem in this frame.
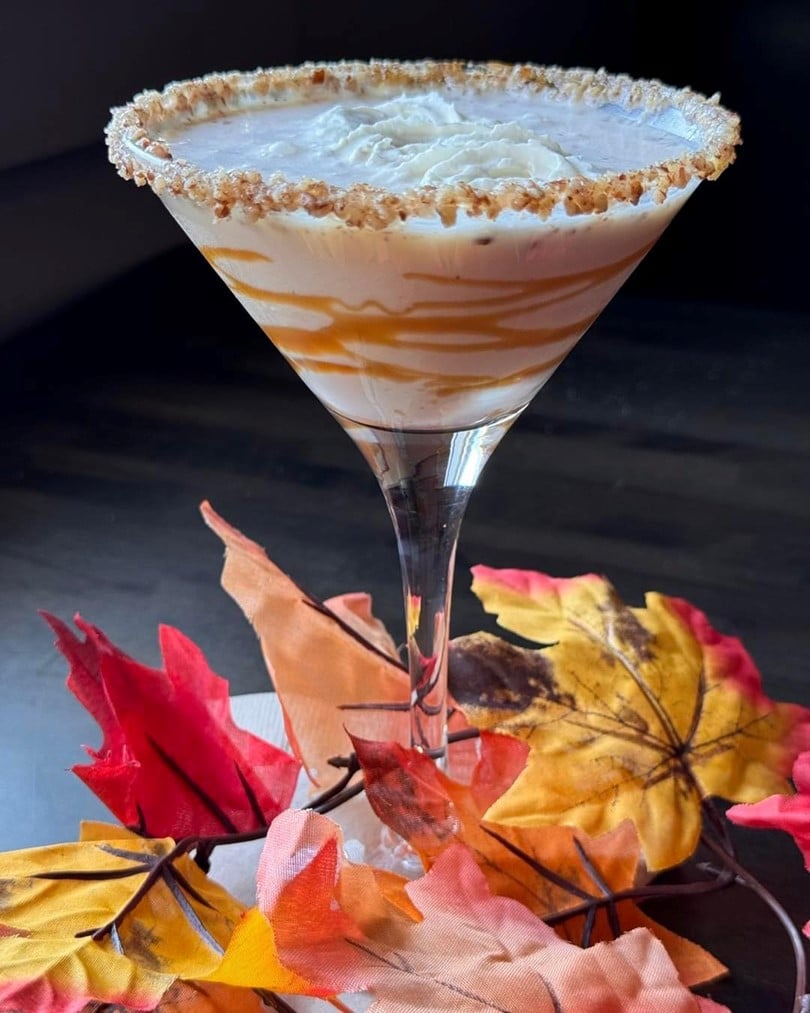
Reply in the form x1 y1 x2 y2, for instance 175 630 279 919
387 450 468 759
336 406 523 762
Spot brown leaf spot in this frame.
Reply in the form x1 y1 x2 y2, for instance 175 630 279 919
0 879 18 910
617 705 650 734
611 606 654 660
121 919 164 970
449 632 570 712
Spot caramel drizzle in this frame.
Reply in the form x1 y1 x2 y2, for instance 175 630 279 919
202 241 651 394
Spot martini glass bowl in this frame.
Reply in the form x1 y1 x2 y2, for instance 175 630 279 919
107 61 740 772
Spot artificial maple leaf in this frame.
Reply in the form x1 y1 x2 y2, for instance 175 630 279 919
664 596 774 707
201 501 408 787
227 808 727 1012
325 590 400 658
44 613 300 839
353 731 725 989
201 502 473 788
727 749 810 866
0 825 246 1013
727 749 810 938
0 933 169 1013
152 980 269 1011
448 567 810 872
200 907 321 999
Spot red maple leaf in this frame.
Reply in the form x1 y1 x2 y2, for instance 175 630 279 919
43 614 300 839
727 750 810 931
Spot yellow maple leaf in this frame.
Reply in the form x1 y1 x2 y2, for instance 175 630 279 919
0 825 255 1012
201 907 313 996
449 567 810 871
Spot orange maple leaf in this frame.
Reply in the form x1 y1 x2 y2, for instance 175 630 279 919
201 502 475 788
154 980 269 1011
353 731 725 989
225 808 727 1012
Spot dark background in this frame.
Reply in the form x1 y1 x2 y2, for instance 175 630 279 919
1 2 809 1009
1 0 808 340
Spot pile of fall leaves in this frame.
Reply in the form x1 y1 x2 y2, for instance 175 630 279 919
1 502 808 1013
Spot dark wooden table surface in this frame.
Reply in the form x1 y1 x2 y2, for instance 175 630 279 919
1 245 808 1010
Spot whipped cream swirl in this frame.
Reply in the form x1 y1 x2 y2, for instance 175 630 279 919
303 92 590 187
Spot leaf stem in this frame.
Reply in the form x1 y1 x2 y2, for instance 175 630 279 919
573 839 621 941
34 865 150 882
146 735 240 834
541 872 734 926
481 825 594 900
701 797 736 858
701 831 808 1013
254 990 300 1011
481 824 735 934
73 829 270 941
312 780 366 816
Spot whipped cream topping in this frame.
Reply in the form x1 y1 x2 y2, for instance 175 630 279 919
162 85 697 194
303 92 586 187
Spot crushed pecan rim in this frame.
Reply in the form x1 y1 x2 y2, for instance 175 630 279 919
105 60 741 228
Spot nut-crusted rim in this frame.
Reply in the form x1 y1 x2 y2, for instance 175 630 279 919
105 60 741 229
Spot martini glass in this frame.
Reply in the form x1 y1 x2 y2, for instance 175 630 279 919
107 61 739 771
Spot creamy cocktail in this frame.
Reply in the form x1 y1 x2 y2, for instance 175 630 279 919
107 61 739 762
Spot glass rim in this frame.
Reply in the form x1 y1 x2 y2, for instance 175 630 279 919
105 59 741 230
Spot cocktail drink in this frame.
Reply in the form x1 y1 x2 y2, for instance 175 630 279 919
107 61 739 764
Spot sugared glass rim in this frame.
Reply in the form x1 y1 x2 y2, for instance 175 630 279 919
105 60 741 229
